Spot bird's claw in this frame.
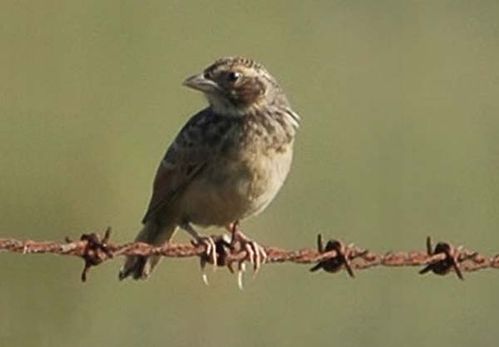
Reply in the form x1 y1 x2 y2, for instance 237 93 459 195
243 240 267 275
227 229 267 289
192 235 218 285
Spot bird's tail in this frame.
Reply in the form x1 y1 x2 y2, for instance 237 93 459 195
118 220 177 280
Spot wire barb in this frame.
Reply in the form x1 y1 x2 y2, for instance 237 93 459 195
309 235 368 277
0 230 497 282
79 227 113 282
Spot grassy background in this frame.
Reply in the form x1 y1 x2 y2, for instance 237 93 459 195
1 1 499 346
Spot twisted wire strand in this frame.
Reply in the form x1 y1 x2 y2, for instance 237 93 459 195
0 229 497 281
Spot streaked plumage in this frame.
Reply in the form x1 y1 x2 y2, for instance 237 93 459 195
119 56 300 280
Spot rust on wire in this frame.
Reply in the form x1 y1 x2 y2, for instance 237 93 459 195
78 228 114 282
309 235 369 277
0 230 498 281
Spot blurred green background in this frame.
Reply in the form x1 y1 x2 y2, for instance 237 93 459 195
1 1 499 346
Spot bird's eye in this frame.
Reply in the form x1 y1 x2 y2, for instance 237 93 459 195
227 71 241 83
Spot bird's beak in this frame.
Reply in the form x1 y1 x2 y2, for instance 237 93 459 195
182 73 219 93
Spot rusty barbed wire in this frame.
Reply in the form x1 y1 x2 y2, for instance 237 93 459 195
0 228 498 281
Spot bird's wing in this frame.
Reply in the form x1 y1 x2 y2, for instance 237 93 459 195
142 109 230 223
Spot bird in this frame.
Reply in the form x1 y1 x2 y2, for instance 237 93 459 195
119 56 300 281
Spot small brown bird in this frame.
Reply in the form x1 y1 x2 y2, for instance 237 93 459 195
119 56 300 281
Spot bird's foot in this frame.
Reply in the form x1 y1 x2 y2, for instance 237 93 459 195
190 235 218 285
183 222 221 285
227 224 267 289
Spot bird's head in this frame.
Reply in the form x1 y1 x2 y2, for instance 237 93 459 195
183 57 289 116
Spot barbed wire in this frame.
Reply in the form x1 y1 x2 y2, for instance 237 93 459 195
0 228 497 282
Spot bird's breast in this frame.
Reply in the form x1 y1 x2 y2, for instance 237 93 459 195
180 141 294 227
